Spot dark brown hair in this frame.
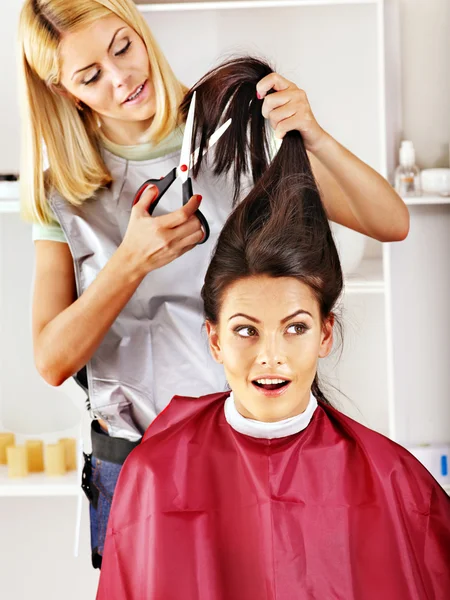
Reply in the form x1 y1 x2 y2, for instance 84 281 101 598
184 57 344 404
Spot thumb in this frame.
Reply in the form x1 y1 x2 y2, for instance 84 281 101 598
135 184 159 214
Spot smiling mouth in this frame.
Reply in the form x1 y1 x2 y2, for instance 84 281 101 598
123 81 146 103
252 379 291 391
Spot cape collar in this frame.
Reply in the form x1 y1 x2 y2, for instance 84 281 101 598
224 391 318 439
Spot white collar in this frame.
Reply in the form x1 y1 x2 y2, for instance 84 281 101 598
224 391 317 439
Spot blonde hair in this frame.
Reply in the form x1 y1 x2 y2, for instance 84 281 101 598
19 0 187 224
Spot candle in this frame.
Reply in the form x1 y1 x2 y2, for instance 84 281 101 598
45 443 66 476
7 446 28 478
0 432 15 464
58 438 77 471
26 440 44 473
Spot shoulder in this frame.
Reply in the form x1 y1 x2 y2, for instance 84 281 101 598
140 391 229 444
320 403 446 505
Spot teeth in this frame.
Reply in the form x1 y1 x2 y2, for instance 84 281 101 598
127 84 144 101
255 379 287 385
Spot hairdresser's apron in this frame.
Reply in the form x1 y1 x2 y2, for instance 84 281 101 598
51 147 238 442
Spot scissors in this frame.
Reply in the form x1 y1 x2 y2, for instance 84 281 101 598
132 91 231 245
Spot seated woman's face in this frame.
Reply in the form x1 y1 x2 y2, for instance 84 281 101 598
206 275 334 422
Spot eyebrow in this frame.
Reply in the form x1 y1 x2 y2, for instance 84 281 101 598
228 309 313 323
71 27 126 80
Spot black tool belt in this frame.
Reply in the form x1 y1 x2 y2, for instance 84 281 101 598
81 420 141 507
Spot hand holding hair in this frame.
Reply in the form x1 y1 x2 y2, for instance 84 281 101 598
256 72 327 153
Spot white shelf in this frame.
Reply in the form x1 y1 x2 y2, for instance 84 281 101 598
344 258 384 294
2 195 449 214
403 195 450 206
137 0 378 13
0 467 79 497
0 200 19 213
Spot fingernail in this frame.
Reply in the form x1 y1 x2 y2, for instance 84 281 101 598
256 92 262 100
197 194 202 203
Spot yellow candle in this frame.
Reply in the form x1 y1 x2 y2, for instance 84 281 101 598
45 443 66 476
26 440 44 473
7 446 28 478
58 438 77 471
0 433 15 464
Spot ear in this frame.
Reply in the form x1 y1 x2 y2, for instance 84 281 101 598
318 313 334 358
205 320 223 364
50 82 70 98
50 82 81 107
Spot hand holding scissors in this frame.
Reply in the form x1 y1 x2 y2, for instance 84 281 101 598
133 92 231 245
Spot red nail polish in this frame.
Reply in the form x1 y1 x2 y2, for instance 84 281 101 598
197 194 202 202
257 92 262 100
180 164 188 172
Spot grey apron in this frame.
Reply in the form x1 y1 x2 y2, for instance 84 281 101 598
51 148 238 441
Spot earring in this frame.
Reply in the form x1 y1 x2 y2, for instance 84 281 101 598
75 99 84 111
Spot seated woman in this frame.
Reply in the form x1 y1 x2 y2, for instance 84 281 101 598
97 60 450 599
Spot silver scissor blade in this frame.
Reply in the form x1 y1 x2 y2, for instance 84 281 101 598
190 118 232 169
179 92 196 182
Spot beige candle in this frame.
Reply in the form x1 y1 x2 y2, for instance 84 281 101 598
58 438 77 471
45 443 66 476
26 440 44 473
0 433 16 464
7 446 28 478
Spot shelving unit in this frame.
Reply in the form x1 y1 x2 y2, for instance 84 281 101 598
0 468 80 498
0 7 448 600
136 0 379 11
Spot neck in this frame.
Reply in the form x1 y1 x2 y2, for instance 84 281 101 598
224 391 318 440
99 116 153 146
234 389 312 423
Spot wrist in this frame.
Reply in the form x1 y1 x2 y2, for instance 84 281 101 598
114 242 149 284
307 129 333 156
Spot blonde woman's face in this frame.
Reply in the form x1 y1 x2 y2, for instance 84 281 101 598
59 14 156 138
206 276 334 422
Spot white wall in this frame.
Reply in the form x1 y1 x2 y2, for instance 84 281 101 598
0 0 22 175
399 0 450 168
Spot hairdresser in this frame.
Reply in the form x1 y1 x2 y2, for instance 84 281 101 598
18 0 409 568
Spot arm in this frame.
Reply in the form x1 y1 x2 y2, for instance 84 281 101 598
33 189 204 386
257 73 410 243
33 239 146 386
307 138 409 242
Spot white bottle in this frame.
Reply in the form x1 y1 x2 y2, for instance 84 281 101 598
394 140 421 197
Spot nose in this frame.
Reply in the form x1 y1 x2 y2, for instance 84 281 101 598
108 62 131 88
257 335 286 367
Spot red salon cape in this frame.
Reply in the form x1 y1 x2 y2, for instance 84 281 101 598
97 392 450 600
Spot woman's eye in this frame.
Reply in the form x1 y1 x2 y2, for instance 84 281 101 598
286 323 309 335
235 326 257 338
115 40 132 56
83 71 101 85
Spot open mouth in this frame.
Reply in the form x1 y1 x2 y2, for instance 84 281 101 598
123 81 146 103
252 378 291 391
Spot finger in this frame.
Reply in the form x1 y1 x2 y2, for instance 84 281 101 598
178 227 205 250
261 89 305 119
256 72 292 99
135 185 159 213
161 194 203 229
267 103 298 134
171 213 204 242
274 113 312 140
